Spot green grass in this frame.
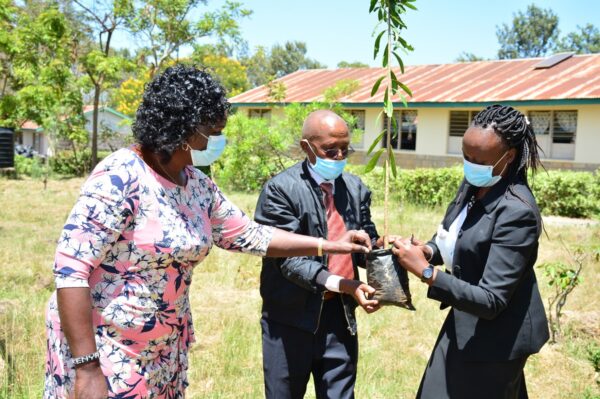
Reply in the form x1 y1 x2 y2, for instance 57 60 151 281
1 177 599 398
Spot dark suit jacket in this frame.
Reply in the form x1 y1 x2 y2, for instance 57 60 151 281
426 177 549 361
254 160 379 334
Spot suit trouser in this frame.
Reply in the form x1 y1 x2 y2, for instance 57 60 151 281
261 296 358 399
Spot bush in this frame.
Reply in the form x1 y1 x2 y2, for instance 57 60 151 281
49 149 92 176
531 170 600 218
213 114 295 191
348 165 599 218
14 154 46 179
347 165 463 207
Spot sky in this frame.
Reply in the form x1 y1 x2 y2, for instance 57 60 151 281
112 0 600 67
227 0 600 67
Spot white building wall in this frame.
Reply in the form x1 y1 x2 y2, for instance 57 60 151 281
574 105 600 164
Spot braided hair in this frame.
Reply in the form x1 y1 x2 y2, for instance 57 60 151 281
472 104 543 183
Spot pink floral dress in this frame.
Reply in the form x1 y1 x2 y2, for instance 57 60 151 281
44 148 273 398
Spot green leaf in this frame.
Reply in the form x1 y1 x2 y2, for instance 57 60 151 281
373 30 385 59
367 130 386 154
390 69 399 94
388 147 397 178
404 1 418 10
392 51 405 73
384 88 394 116
398 81 412 97
369 0 378 13
365 148 385 173
382 43 389 67
371 75 385 97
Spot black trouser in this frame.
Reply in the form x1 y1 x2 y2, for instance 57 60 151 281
261 296 358 399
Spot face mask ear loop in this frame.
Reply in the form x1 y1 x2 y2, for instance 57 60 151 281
182 143 191 152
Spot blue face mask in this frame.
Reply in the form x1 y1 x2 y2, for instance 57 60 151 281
190 134 226 166
305 141 347 181
463 151 508 187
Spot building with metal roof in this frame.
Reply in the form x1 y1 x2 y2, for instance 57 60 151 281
231 53 600 170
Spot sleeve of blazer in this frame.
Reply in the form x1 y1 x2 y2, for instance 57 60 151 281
427 204 539 320
254 180 325 293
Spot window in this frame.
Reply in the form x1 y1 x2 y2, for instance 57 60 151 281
382 110 418 151
448 110 479 137
248 108 272 120
348 110 365 148
552 111 577 144
528 110 577 160
528 110 578 144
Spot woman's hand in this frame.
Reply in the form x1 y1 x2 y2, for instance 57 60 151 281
407 236 433 261
391 238 431 280
324 229 372 254
75 362 108 399
339 279 380 313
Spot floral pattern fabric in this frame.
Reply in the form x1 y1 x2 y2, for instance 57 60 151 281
44 148 273 398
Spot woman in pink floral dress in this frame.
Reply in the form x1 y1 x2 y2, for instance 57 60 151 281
44 65 376 398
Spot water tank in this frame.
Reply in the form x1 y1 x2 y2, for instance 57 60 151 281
0 127 15 168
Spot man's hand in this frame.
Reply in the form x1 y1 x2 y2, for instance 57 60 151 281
75 362 108 399
325 229 372 254
339 279 380 313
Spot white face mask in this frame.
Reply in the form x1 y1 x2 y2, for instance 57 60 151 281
189 134 226 166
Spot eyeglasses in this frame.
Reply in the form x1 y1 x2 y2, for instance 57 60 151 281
305 140 355 159
322 146 355 159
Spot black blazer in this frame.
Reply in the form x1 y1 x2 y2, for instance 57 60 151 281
254 160 379 334
426 177 549 361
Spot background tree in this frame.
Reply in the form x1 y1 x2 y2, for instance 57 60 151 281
125 0 251 78
555 23 600 54
337 60 369 68
496 4 559 59
73 0 132 168
191 45 250 96
1 2 85 155
455 52 485 62
242 41 326 87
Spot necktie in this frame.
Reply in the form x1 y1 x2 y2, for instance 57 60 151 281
320 183 354 281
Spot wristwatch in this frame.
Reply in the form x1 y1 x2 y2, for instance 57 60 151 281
421 264 435 283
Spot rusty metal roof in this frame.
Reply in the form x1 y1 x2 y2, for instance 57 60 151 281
230 53 600 105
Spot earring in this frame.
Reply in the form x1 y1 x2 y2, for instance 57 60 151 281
182 143 191 151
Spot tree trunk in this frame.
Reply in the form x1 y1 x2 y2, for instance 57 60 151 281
91 84 101 169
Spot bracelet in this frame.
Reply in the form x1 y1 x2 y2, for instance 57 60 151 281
72 351 100 366
317 237 323 257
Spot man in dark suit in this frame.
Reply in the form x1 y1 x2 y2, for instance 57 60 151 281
254 110 381 399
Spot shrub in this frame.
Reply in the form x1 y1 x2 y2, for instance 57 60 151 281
49 150 112 177
530 170 600 218
213 113 295 192
349 165 599 218
14 154 46 179
347 165 463 208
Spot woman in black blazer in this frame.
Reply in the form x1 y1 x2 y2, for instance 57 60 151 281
393 104 549 399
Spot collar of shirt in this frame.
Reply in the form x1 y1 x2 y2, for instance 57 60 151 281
307 160 335 194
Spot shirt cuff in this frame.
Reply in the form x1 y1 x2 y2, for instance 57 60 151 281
325 275 343 293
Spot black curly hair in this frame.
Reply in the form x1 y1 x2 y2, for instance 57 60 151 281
472 104 543 182
132 64 231 162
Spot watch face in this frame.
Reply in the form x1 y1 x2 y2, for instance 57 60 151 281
423 267 433 280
